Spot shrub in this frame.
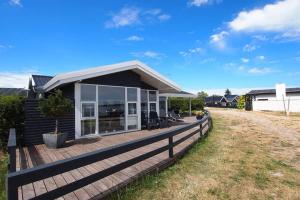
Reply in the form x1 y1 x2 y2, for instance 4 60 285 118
237 95 245 109
39 90 73 134
0 95 25 150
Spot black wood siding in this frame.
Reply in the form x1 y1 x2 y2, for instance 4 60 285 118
82 70 157 90
24 99 75 145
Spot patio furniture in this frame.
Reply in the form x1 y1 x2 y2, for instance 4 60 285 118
168 110 183 121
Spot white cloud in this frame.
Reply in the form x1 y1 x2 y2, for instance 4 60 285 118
105 7 140 28
131 51 163 59
243 44 257 52
158 14 171 21
248 67 272 75
210 31 229 49
179 47 204 57
257 55 265 60
9 0 21 6
0 72 30 88
105 7 171 28
125 35 144 41
144 9 161 16
229 0 300 39
188 0 221 7
241 58 249 63
0 44 13 49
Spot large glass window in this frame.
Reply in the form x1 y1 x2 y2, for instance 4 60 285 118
128 103 137 115
150 103 156 112
98 86 125 134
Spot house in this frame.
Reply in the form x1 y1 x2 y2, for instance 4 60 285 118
205 95 227 107
24 60 195 145
246 84 300 112
224 94 239 107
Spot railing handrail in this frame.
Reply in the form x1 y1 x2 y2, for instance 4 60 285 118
7 113 212 200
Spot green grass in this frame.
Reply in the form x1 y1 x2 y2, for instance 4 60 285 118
0 154 7 200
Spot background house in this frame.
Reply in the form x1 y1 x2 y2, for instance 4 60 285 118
246 84 300 112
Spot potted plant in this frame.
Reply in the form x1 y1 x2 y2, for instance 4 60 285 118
39 90 73 148
195 110 205 120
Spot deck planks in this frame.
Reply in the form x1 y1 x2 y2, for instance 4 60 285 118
17 117 203 199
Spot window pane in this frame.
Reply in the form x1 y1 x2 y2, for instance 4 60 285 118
82 103 95 117
128 103 137 115
141 89 148 102
159 97 166 117
81 119 95 135
150 103 156 112
149 91 157 101
98 86 125 134
127 88 137 101
128 116 138 130
81 85 96 101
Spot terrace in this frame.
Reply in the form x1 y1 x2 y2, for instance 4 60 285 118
7 116 211 200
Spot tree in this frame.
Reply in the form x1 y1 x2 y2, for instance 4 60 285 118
39 90 73 134
225 88 231 96
237 95 245 109
197 91 208 101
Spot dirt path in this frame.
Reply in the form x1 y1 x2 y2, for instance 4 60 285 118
209 108 300 170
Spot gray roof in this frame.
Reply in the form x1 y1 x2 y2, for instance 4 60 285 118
0 88 28 96
247 87 300 95
32 75 53 87
159 90 196 98
225 95 239 102
205 95 224 102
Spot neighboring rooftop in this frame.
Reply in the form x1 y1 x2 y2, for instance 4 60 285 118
225 94 239 102
205 95 224 102
0 88 28 96
247 87 300 95
32 75 53 88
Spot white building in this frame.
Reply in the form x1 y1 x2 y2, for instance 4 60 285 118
246 84 300 112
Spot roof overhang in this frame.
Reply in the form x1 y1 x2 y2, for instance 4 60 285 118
43 60 181 93
159 91 196 98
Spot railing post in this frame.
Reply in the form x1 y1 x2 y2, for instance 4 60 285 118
6 177 18 200
168 136 173 158
199 123 203 138
7 128 18 200
7 129 16 173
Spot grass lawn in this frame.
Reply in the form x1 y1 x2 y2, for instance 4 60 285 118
109 113 300 200
0 153 7 200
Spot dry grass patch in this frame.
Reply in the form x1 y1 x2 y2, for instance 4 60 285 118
109 112 300 200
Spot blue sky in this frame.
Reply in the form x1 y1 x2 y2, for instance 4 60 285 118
0 0 300 95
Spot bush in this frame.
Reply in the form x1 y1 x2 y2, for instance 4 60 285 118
0 95 25 150
169 97 204 112
237 95 245 109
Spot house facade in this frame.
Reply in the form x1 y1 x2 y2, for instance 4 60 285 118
26 60 194 144
205 94 239 108
246 84 300 112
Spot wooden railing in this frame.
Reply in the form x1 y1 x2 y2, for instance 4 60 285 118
6 114 212 200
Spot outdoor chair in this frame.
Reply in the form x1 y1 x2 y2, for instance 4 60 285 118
168 110 184 121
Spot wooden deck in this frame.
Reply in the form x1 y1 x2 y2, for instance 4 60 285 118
16 117 206 200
